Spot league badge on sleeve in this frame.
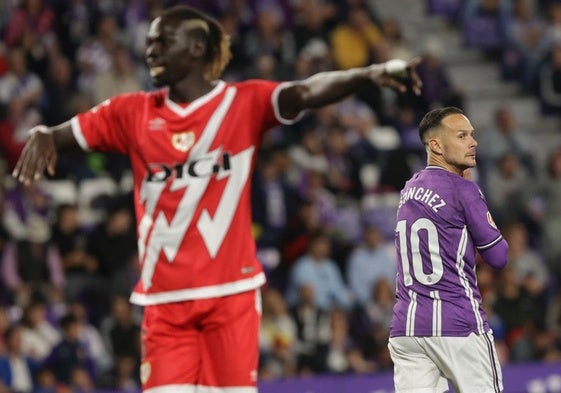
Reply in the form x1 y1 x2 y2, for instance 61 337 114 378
486 211 497 229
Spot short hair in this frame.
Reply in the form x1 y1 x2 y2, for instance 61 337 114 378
160 6 232 81
418 106 464 145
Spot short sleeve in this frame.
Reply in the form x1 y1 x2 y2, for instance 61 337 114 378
70 93 140 154
460 181 503 250
241 80 305 132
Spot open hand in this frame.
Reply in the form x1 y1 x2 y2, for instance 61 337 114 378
376 57 423 95
12 126 57 185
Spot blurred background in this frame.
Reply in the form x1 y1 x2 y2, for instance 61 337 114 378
0 0 560 392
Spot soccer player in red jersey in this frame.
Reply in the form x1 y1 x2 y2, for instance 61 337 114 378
13 5 422 393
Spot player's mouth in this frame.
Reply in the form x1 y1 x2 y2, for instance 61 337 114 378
150 66 166 77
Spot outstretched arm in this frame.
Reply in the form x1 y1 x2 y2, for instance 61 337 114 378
12 121 80 185
278 58 422 119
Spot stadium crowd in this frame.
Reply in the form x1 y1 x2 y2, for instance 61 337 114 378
0 0 560 392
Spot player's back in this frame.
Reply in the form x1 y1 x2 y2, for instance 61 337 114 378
391 166 490 337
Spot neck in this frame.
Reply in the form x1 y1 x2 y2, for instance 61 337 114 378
168 74 215 103
427 155 466 176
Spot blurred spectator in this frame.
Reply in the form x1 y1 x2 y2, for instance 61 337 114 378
529 146 561 274
416 38 465 112
85 203 137 297
330 4 384 70
286 231 352 311
51 0 96 61
501 221 549 293
0 325 37 393
477 104 534 175
380 17 414 61
324 309 351 373
50 204 104 312
485 152 531 225
0 46 44 109
0 216 64 305
0 100 39 171
68 302 112 375
324 125 362 198
462 0 510 56
75 14 124 95
44 313 95 385
289 283 331 374
41 55 79 127
100 296 141 362
531 3 561 89
243 5 296 79
91 45 143 105
291 0 337 54
346 225 396 307
3 0 54 48
537 44 561 115
259 287 298 379
20 300 60 362
252 147 299 252
98 355 139 392
502 0 545 87
288 127 329 186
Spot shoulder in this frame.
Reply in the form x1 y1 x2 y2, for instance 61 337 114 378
104 90 163 107
230 79 283 96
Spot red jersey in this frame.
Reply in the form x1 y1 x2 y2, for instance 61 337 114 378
71 80 298 305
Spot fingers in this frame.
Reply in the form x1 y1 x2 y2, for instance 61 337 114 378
406 57 423 96
12 134 55 185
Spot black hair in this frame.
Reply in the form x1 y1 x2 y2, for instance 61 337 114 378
160 5 232 81
418 106 464 145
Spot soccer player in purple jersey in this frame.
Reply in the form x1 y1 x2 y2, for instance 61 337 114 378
388 107 509 393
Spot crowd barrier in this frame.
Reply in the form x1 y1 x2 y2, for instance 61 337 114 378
92 361 561 393
258 361 561 393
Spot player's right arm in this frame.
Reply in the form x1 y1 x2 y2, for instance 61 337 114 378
13 94 136 186
12 122 79 185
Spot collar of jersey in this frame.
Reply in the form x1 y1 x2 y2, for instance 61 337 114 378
165 80 226 117
425 165 448 171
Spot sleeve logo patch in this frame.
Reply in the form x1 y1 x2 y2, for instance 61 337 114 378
487 211 497 229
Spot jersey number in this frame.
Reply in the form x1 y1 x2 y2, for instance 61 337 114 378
396 218 444 286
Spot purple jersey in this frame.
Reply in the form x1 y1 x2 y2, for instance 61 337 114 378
390 166 503 337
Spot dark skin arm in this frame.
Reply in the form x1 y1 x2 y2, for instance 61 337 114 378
278 58 422 119
13 58 422 185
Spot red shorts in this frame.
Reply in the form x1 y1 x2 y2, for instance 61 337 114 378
140 289 261 392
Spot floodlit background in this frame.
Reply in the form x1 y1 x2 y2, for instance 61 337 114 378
0 0 560 392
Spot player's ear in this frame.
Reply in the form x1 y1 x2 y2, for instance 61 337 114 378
428 138 443 154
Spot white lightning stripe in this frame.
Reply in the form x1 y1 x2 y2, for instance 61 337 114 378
140 87 237 290
198 146 254 257
456 226 485 334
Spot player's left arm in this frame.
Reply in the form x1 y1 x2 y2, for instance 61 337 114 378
462 182 509 269
277 58 422 119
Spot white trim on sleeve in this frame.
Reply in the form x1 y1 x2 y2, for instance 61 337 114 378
70 116 91 151
271 81 306 125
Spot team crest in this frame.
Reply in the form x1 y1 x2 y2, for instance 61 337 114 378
171 131 195 152
486 211 497 229
140 362 151 384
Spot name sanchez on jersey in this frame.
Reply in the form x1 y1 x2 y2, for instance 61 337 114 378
398 186 447 212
